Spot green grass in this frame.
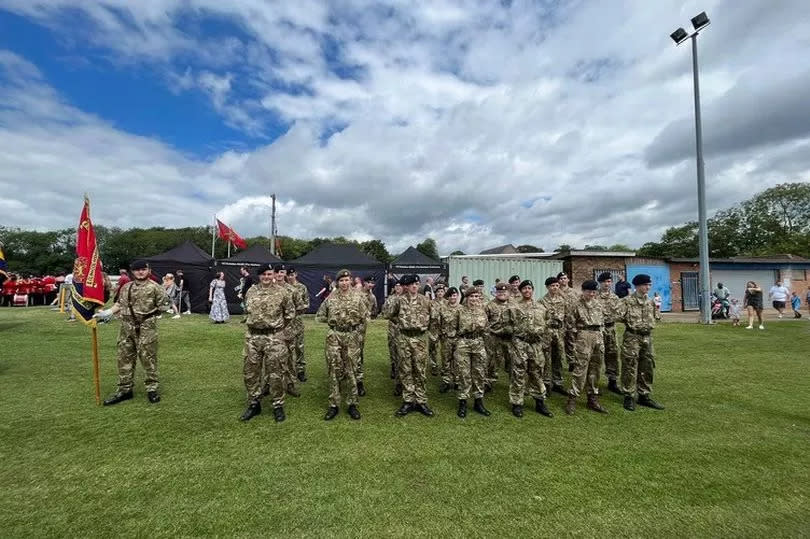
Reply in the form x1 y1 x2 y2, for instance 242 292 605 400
1 308 809 537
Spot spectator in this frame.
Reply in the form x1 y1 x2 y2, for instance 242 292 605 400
459 275 471 297
162 273 181 319
208 271 230 323
237 266 254 323
806 287 810 317
175 269 192 314
422 276 435 299
728 298 742 327
113 269 130 303
744 281 764 330
768 280 790 318
386 271 396 297
63 271 75 321
653 292 662 320
489 278 500 298
316 274 333 301
615 273 631 298
790 291 802 319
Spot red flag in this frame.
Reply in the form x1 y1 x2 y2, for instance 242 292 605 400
72 197 105 323
216 218 247 249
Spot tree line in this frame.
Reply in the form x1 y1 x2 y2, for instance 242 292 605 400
2 182 807 276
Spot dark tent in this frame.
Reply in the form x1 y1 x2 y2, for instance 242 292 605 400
389 246 446 294
216 245 283 314
292 243 385 313
145 241 215 313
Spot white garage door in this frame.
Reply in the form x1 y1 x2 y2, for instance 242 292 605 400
710 270 776 300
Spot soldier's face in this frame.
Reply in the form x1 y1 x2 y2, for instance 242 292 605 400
276 270 287 281
636 283 652 295
287 273 297 282
133 268 149 280
394 284 403 294
547 282 560 294
407 283 419 294
558 275 569 287
510 281 519 291
600 280 612 291
495 289 508 301
583 289 596 300
337 276 351 290
260 271 273 284
448 292 459 304
468 293 482 305
435 288 445 299
521 286 533 299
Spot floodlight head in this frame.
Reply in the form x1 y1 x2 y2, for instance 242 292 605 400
670 27 688 45
691 11 710 31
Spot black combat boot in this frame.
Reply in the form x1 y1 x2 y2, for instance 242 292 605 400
297 371 307 383
273 406 286 422
262 385 270 397
240 401 261 421
607 379 622 395
357 381 366 397
103 390 133 406
438 381 451 393
623 395 635 411
347 404 361 420
286 383 300 397
637 394 665 410
473 398 491 416
415 403 434 417
512 404 523 418
324 406 339 421
457 399 467 418
552 384 568 396
586 394 608 414
147 391 161 404
565 396 576 415
535 398 553 418
395 402 413 417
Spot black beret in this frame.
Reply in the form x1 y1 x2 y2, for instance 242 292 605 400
632 274 652 286
495 282 508 291
597 272 613 283
581 279 598 291
544 277 558 287
336 269 351 280
508 275 520 284
446 287 459 296
472 279 484 286
130 259 148 270
363 275 376 282
258 264 274 274
519 279 533 290
400 274 419 286
287 266 296 274
556 272 567 279
272 264 286 272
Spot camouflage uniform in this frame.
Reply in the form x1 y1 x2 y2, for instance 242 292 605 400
561 286 579 368
383 293 435 404
382 294 401 380
356 288 378 383
438 300 461 386
115 279 171 392
290 281 310 376
540 292 567 388
428 300 441 375
617 292 657 397
510 297 548 405
566 296 604 398
484 298 512 385
316 288 369 407
597 288 621 384
452 303 488 400
244 283 295 407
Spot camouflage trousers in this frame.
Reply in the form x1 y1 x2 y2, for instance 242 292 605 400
486 335 512 384
621 332 655 397
512 338 547 405
602 324 619 381
388 323 399 380
116 318 159 392
292 317 306 375
564 329 576 368
568 330 604 398
543 327 566 387
268 326 296 391
440 337 457 385
454 336 487 400
325 329 360 407
396 332 428 404
244 330 288 407
428 330 439 372
355 321 367 382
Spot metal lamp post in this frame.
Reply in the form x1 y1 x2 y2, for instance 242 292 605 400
671 11 712 324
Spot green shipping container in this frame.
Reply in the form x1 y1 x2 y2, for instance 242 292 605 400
446 256 563 297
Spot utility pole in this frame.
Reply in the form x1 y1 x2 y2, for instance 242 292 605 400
270 194 277 255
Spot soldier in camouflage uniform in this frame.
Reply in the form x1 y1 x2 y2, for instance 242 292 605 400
239 264 296 422
286 267 310 383
382 280 403 389
564 280 608 415
540 276 568 395
272 264 301 398
383 274 437 417
507 275 522 303
355 274 378 396
596 272 622 394
438 287 461 393
452 287 491 418
484 282 513 390
428 283 445 376
316 269 369 420
96 259 172 405
618 274 665 411
509 280 553 418
558 272 578 372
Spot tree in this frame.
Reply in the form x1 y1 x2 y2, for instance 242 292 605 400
608 244 632 252
554 244 574 252
516 244 543 253
416 238 440 260
636 222 698 258
360 239 392 263
583 245 608 251
449 250 466 256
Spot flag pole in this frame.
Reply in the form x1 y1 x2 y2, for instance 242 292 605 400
211 215 216 258
91 322 101 405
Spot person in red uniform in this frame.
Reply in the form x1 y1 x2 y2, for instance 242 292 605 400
2 275 16 306
42 275 57 304
113 269 131 302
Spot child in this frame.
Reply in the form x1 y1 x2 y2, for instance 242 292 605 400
653 291 662 320
729 298 742 326
791 291 802 319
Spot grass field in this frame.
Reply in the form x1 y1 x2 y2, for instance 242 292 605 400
1 308 809 537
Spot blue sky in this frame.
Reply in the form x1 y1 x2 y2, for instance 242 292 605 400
1 1 808 254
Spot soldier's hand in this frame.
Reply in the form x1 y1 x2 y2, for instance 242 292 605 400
94 309 114 322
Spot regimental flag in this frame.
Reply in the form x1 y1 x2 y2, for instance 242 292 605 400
216 218 247 249
0 244 8 284
71 197 105 324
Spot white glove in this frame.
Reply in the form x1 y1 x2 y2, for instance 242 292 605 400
94 309 114 322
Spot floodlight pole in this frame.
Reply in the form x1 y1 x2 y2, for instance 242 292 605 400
690 33 711 324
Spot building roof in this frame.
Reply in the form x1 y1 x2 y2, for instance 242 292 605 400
668 255 810 264
218 244 282 265
291 242 383 268
479 244 518 255
552 250 636 258
144 240 214 265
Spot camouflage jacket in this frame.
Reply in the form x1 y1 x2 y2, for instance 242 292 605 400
597 289 621 324
485 299 512 337
561 286 579 307
290 281 310 314
454 303 488 337
117 279 171 318
540 292 567 327
382 292 434 332
438 301 461 338
245 283 296 330
364 289 378 318
566 297 604 329
617 292 656 332
316 288 369 330
511 297 547 342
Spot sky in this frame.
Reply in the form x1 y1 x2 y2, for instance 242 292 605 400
1 0 809 255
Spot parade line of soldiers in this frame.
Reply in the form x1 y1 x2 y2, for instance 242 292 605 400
95 260 664 422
